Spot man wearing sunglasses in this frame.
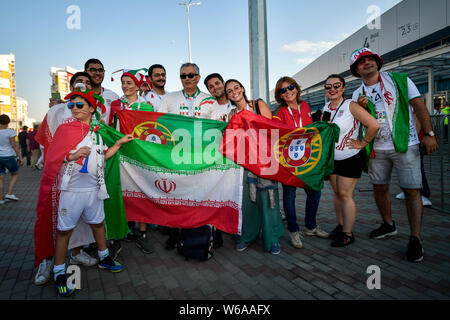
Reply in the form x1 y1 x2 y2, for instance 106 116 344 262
84 58 119 123
159 63 218 119
159 63 219 250
145 64 169 112
350 47 437 263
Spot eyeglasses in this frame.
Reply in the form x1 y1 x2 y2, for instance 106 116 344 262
180 73 198 79
88 67 105 74
280 84 296 94
67 102 85 109
324 82 343 90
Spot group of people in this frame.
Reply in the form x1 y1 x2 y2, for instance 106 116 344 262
27 47 438 297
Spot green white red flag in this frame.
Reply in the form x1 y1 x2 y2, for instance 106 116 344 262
98 111 243 238
220 110 339 191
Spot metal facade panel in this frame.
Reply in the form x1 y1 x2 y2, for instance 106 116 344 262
379 7 397 55
420 0 447 37
397 0 420 47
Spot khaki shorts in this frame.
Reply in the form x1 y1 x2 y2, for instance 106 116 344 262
368 144 422 189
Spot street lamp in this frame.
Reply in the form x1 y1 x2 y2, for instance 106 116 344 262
179 1 201 63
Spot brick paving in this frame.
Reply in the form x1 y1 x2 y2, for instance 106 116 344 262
0 154 449 300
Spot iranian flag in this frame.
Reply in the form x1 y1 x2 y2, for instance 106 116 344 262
220 110 339 191
98 111 243 237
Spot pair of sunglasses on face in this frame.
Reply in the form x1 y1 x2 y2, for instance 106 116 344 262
180 73 198 79
324 82 343 90
280 84 296 94
67 102 87 109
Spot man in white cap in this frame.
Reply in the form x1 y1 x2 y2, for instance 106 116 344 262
350 47 437 263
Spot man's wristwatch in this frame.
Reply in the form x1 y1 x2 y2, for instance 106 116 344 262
424 131 435 137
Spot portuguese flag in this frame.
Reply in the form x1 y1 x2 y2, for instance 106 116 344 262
98 111 243 237
220 110 339 191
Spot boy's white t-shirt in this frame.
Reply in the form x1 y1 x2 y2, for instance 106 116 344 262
0 129 17 157
65 131 107 192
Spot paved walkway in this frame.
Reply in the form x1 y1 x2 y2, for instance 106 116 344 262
0 154 449 301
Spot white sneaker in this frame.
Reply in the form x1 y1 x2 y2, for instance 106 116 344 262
34 259 53 286
289 231 303 249
70 250 98 266
5 194 19 201
304 226 329 238
396 192 405 200
422 196 432 207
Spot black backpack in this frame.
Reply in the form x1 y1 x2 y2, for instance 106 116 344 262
177 226 214 261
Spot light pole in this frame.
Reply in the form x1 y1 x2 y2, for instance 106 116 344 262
179 1 201 63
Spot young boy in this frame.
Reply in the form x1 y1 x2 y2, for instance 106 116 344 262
35 88 133 297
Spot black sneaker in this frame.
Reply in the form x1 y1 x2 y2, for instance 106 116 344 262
55 274 76 297
369 221 397 239
109 240 122 260
405 236 424 262
328 224 343 240
331 231 355 247
124 232 138 242
136 232 154 254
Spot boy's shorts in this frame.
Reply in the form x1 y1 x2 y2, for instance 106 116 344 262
368 144 422 189
0 156 19 175
57 190 105 231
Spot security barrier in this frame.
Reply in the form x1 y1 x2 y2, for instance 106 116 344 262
424 114 450 214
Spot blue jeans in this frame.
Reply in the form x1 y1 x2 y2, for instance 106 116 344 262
282 184 321 232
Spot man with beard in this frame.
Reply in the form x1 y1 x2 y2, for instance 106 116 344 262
204 73 234 122
84 58 119 123
145 64 169 112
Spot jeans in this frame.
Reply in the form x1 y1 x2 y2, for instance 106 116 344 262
282 184 321 232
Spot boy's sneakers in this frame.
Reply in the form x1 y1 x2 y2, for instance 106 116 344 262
69 250 98 266
34 259 53 286
136 232 154 254
5 194 19 201
55 274 76 297
98 256 124 273
406 236 424 263
331 232 355 247
369 221 398 239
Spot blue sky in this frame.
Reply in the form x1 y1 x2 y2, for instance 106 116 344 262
0 0 401 121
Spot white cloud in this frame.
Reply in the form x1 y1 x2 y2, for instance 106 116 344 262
296 57 315 65
281 40 338 54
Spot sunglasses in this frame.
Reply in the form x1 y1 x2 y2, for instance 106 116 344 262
67 102 86 109
324 82 343 90
280 84 296 94
88 67 105 73
180 73 198 79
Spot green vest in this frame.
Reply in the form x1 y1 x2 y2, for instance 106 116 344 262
443 106 450 125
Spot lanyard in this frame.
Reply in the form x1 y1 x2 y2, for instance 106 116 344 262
183 88 200 116
329 99 345 123
287 104 302 128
